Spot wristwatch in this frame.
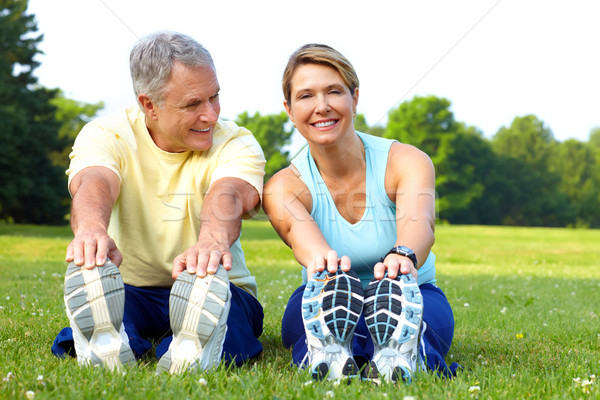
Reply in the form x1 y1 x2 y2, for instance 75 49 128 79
384 246 418 268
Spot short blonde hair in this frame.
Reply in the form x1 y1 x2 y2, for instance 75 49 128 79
282 43 359 105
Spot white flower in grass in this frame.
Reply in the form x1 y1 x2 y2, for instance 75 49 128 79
468 385 481 397
36 375 44 385
500 307 507 314
25 391 35 399
326 390 334 397
198 378 207 386
582 379 594 394
5 296 9 300
3 372 14 382
590 375 596 383
402 396 414 400
464 303 470 308
303 381 313 386
573 377 581 384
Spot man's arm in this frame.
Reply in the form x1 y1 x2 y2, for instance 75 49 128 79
66 166 122 268
172 177 260 279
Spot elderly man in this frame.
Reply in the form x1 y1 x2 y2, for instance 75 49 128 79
51 31 266 374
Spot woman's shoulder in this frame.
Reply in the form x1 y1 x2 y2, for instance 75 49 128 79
263 165 313 213
388 141 433 167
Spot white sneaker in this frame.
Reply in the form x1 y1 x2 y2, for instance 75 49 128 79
63 261 136 370
364 273 424 383
156 268 231 374
301 268 364 382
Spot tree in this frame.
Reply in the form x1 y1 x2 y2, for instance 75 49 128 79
0 0 68 224
384 95 493 224
491 115 571 226
234 111 294 180
49 92 104 171
548 139 600 227
354 113 384 137
589 127 600 149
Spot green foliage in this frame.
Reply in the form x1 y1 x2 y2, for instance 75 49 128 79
354 113 384 137
235 111 294 180
0 0 67 224
1 223 599 399
383 96 600 227
0 1 104 225
491 116 572 226
384 95 493 224
49 92 104 170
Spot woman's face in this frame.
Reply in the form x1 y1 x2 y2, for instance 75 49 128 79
284 63 358 146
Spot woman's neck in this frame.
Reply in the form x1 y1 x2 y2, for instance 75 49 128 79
309 132 365 179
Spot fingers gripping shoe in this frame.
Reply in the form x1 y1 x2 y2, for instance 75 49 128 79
364 273 424 384
63 261 136 370
156 268 231 374
301 268 364 381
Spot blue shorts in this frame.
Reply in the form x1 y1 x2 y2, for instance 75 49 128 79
52 282 263 366
281 283 460 377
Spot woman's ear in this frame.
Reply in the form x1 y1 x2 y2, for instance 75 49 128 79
283 100 294 124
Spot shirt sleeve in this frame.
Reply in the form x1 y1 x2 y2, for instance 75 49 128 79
209 124 266 198
66 121 123 195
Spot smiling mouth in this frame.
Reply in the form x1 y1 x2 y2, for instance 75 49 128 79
312 120 337 128
190 128 210 133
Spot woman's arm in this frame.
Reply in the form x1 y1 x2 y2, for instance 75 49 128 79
263 167 351 277
374 142 436 281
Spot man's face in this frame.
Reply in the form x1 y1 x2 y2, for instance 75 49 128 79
146 61 221 153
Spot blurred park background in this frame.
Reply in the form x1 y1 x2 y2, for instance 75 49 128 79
2 0 600 228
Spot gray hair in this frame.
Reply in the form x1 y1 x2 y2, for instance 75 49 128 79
130 31 214 106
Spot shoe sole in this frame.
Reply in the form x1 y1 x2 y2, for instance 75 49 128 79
364 274 423 383
63 262 136 369
302 268 364 381
156 268 230 374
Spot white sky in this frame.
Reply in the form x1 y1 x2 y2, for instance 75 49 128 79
27 0 600 145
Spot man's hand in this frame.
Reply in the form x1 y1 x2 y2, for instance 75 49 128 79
67 166 121 269
172 232 232 279
171 177 260 280
66 229 123 268
373 253 418 281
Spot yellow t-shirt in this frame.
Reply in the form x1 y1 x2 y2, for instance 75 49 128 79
66 104 265 296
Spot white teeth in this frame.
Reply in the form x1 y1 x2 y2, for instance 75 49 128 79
191 128 210 132
314 121 336 128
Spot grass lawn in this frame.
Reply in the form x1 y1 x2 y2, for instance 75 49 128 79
0 221 598 399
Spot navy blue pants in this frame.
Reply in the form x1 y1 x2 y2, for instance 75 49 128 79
281 283 460 376
52 282 264 366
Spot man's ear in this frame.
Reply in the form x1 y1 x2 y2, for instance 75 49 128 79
138 94 158 120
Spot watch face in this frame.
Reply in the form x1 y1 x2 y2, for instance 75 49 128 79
397 246 412 255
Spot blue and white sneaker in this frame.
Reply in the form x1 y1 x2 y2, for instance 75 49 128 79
156 268 231 374
364 273 424 384
63 261 136 370
301 267 364 381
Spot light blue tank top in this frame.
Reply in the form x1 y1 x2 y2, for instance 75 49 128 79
292 131 437 288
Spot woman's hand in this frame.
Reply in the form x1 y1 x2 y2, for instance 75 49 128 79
373 253 418 281
306 250 351 278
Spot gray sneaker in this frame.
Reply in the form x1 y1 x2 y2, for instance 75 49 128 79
63 261 136 370
301 267 364 382
364 273 424 384
156 268 231 374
